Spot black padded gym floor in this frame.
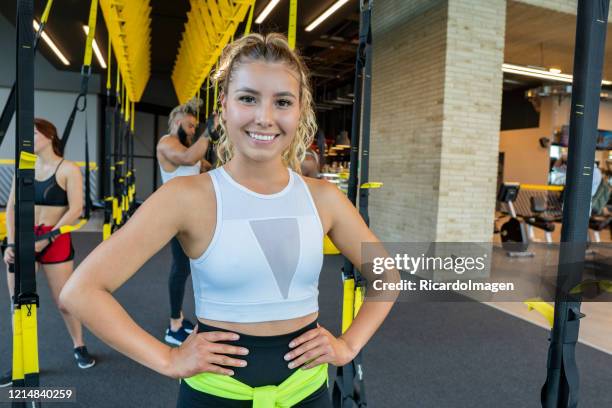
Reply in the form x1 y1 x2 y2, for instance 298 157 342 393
1 232 611 407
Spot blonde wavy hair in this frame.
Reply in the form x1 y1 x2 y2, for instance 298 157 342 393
212 33 317 172
167 97 202 134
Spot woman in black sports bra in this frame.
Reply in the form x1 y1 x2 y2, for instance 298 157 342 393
2 118 95 376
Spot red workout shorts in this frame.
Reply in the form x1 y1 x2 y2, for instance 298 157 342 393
34 224 74 264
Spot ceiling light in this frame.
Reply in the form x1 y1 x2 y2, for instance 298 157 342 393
255 0 281 24
502 63 612 86
305 0 349 32
83 25 107 69
33 20 70 65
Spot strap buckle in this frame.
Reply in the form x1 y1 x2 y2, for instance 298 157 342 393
16 292 40 308
81 65 92 78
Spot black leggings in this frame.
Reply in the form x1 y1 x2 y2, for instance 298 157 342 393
169 237 191 320
176 321 332 407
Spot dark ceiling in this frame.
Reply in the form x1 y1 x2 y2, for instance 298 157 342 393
0 0 361 107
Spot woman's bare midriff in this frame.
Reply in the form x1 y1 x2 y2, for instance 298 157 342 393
199 311 318 336
35 205 67 227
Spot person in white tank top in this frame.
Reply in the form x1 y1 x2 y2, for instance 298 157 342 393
156 99 217 346
63 33 400 407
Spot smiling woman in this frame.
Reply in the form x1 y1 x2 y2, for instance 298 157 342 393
60 32 399 408
214 33 317 173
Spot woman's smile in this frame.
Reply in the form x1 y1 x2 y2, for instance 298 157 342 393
245 130 281 145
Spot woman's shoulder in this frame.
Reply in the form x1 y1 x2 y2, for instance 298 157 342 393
160 172 215 205
298 175 344 204
156 173 216 234
57 159 82 178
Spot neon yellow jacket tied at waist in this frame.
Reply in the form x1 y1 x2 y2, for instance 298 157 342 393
183 363 328 407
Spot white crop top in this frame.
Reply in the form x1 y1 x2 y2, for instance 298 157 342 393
189 167 324 323
159 162 200 184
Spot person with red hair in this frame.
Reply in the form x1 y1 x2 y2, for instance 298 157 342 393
1 118 95 387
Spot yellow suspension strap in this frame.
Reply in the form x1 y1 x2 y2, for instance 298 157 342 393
288 0 298 50
103 37 113 240
196 87 201 123
524 279 612 329
34 219 89 243
205 76 211 118
244 2 255 35
213 61 220 113
60 0 98 151
13 1 40 399
524 299 555 328
53 0 98 244
35 0 55 44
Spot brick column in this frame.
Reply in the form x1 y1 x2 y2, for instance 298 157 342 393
369 0 505 242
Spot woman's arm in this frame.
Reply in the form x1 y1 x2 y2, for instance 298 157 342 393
4 177 16 264
60 179 189 376
52 162 84 229
5 176 15 244
286 180 400 369
60 176 248 378
158 136 209 167
324 184 401 355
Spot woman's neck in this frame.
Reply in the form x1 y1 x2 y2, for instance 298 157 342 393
37 148 60 166
225 155 288 185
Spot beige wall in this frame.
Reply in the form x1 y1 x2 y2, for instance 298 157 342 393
514 0 612 19
436 0 505 241
370 0 505 242
550 97 612 130
499 128 550 184
370 0 447 242
500 97 612 185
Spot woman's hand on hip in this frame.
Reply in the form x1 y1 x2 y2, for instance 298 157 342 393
166 326 250 378
285 323 357 370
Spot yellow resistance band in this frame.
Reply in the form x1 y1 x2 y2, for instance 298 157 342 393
106 37 112 90
131 101 135 131
205 77 210 117
18 152 36 170
13 305 40 383
40 0 54 25
83 0 99 67
520 184 564 192
244 3 254 35
288 0 297 50
116 68 121 96
196 88 200 123
58 218 88 235
213 62 219 112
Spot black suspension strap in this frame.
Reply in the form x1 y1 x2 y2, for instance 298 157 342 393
333 1 373 407
84 111 92 219
112 73 123 228
12 1 41 406
0 0 54 148
60 0 98 151
103 38 114 240
541 1 609 407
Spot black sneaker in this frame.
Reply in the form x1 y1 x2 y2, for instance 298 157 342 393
164 326 189 346
74 346 96 369
0 370 11 387
181 319 195 334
